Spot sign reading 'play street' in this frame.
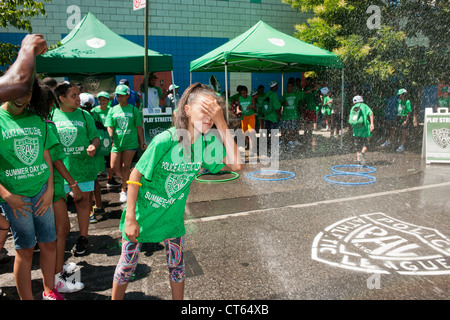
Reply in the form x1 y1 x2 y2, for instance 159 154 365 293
312 212 450 275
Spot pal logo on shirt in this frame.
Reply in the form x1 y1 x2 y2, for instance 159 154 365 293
59 127 78 147
14 137 39 166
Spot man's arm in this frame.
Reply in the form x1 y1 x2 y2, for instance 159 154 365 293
0 34 47 103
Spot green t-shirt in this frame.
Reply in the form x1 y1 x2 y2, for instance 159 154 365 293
0 108 58 202
239 96 255 119
397 99 412 117
91 105 111 126
255 92 266 117
51 108 100 183
264 90 281 123
351 103 373 138
304 87 318 111
119 127 226 243
46 120 67 202
281 91 302 120
104 104 143 153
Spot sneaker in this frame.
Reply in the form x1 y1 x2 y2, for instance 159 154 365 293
288 141 295 149
89 212 97 224
396 144 405 153
380 140 390 148
93 206 107 216
359 153 366 165
119 191 127 203
42 289 65 300
71 236 88 256
55 271 84 293
106 178 121 188
294 140 302 146
63 262 79 274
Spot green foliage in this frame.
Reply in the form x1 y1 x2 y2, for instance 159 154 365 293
0 0 51 72
283 0 450 103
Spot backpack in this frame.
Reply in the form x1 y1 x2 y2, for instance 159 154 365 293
348 104 365 127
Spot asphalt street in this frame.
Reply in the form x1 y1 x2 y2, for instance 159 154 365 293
1 128 449 303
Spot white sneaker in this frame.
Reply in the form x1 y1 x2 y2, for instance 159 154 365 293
55 271 84 293
396 144 405 153
119 191 127 203
294 140 302 146
288 141 295 148
380 140 390 148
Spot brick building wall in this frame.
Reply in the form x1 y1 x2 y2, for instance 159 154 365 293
1 0 311 95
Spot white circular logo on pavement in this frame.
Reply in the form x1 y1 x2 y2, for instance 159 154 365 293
86 37 106 49
268 38 285 47
312 212 450 275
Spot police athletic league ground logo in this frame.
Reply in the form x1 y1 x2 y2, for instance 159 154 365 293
117 117 129 130
14 137 39 166
165 173 194 198
312 213 450 275
432 128 450 150
59 127 77 147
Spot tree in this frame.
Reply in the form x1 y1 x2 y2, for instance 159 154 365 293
0 0 51 73
283 0 450 126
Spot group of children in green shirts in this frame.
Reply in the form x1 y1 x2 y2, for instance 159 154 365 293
1 68 415 300
230 77 414 164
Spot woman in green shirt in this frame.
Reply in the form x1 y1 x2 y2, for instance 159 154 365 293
0 77 62 300
53 82 100 257
112 83 242 300
105 84 146 204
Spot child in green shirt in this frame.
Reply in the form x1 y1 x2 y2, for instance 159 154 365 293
53 82 100 257
0 77 62 300
380 88 411 153
112 83 242 300
105 84 146 204
349 95 374 164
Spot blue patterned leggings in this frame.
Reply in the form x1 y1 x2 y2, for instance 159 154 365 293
113 235 186 285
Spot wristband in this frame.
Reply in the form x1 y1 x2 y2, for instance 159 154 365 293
69 181 77 188
126 180 142 187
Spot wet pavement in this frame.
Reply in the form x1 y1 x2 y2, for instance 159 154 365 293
1 127 449 302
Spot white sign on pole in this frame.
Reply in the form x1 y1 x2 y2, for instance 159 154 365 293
133 0 146 11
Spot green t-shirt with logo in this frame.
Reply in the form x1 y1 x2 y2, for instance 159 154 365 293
51 108 100 184
264 90 281 123
119 127 226 243
397 99 412 117
46 120 67 202
91 105 111 126
351 103 373 138
281 91 302 120
0 108 58 202
104 104 142 153
239 96 255 119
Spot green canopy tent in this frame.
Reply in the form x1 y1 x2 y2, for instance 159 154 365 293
36 12 173 76
190 20 345 145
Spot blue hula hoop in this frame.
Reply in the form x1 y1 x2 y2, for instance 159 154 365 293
324 173 376 185
332 164 377 175
248 170 296 181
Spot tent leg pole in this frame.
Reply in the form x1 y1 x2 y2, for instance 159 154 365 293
190 72 192 86
225 60 229 124
171 70 177 109
340 68 344 149
143 3 149 113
